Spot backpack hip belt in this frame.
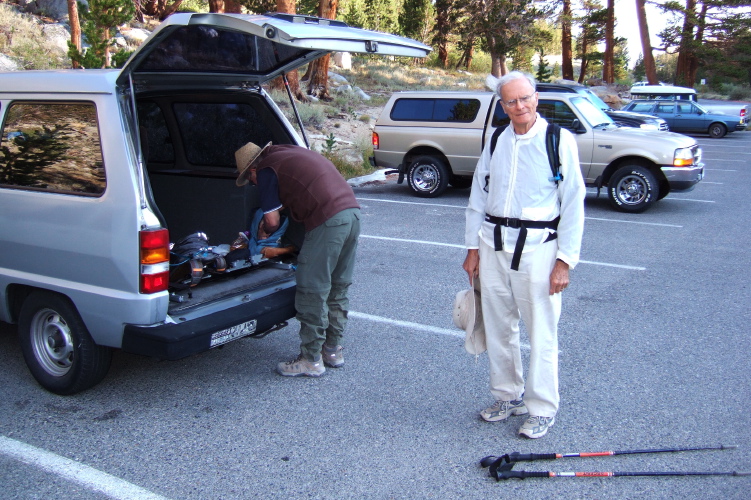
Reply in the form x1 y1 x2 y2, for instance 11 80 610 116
484 214 560 271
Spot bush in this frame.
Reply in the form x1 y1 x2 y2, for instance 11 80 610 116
727 85 751 101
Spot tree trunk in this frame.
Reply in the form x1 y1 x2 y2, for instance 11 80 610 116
675 0 696 86
687 3 707 86
602 0 615 83
67 0 81 69
271 0 305 100
561 0 573 80
208 0 225 12
224 0 242 12
307 0 339 99
578 38 589 84
636 0 658 84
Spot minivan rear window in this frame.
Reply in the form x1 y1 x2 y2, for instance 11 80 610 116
0 102 105 196
390 98 481 122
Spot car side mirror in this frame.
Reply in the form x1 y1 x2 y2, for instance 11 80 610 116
571 118 586 134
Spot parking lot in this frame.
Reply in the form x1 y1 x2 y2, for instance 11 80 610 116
1 131 750 499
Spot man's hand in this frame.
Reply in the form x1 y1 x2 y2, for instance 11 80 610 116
549 258 570 295
463 249 479 285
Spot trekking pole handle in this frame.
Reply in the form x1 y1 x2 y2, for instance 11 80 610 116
495 470 551 480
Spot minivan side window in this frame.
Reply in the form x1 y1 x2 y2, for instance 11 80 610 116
390 98 481 122
0 102 105 196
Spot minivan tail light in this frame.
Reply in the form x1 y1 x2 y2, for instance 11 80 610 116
140 229 169 294
372 132 379 150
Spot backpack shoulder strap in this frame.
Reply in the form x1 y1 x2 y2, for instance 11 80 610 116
545 123 562 185
489 124 508 156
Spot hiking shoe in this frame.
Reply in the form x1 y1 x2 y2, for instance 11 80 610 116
321 344 344 368
276 354 325 377
480 399 528 422
518 416 555 439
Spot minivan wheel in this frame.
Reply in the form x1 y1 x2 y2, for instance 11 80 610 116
708 122 727 139
607 165 658 213
18 291 111 395
407 155 450 197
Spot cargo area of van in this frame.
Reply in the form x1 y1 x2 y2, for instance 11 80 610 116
137 92 305 317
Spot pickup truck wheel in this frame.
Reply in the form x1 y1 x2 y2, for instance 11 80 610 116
407 155 450 197
608 165 658 213
708 122 727 138
18 291 111 395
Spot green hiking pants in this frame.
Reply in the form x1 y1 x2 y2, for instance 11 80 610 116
295 208 360 361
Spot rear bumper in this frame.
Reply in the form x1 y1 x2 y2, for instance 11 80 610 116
121 282 296 360
661 163 704 192
734 123 748 131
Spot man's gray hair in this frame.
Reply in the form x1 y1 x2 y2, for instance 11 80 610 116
485 71 537 97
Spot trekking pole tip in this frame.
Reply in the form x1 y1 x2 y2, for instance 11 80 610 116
733 471 751 476
722 445 739 450
480 456 498 468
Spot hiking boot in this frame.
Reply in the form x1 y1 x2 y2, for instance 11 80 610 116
276 354 325 377
480 399 528 422
518 416 555 439
321 344 344 368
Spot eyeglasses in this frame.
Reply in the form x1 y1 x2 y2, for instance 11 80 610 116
502 94 536 107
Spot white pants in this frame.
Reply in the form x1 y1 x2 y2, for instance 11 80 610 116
478 238 561 417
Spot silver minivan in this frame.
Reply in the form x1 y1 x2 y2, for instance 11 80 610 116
0 13 429 394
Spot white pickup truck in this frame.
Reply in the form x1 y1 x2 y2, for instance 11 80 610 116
371 90 704 213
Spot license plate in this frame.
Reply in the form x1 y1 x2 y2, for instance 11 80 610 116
210 319 257 348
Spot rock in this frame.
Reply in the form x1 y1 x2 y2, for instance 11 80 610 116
455 82 467 87
119 27 151 46
41 23 70 52
332 52 351 70
419 76 431 84
0 54 20 72
20 0 73 21
353 87 371 101
328 71 349 84
336 84 353 94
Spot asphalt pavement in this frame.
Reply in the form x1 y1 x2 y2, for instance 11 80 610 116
1 131 750 499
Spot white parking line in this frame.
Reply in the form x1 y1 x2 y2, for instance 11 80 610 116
349 311 532 351
665 197 715 203
585 216 682 228
360 234 646 270
358 196 465 209
0 436 170 500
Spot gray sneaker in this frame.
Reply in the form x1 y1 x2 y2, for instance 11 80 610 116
518 415 555 438
480 399 528 422
276 354 325 377
321 344 344 368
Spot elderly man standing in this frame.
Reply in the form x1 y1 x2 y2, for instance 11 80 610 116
463 72 585 438
236 142 360 378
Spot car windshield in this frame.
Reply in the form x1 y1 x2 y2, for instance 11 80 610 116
693 102 708 113
571 96 613 127
581 89 610 111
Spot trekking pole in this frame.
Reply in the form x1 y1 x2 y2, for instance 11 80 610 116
492 469 750 481
480 444 738 470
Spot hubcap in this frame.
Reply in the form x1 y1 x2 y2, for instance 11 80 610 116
30 308 74 376
616 174 647 205
412 164 438 191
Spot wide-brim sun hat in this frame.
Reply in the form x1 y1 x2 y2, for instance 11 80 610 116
452 278 486 355
485 74 502 96
235 141 272 186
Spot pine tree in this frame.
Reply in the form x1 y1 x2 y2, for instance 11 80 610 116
68 0 135 68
